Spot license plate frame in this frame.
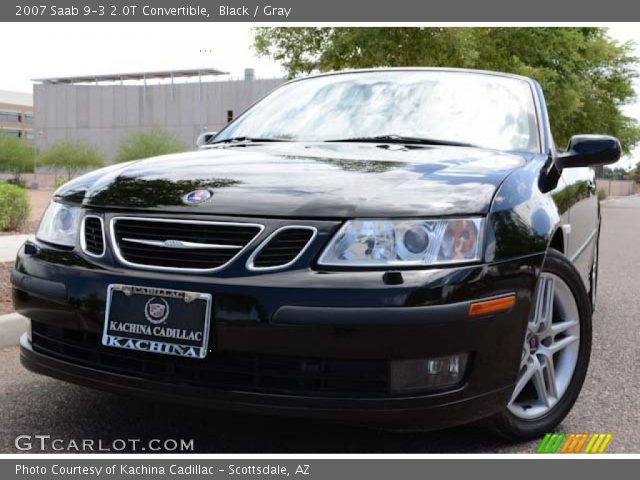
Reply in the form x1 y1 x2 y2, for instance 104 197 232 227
102 284 212 359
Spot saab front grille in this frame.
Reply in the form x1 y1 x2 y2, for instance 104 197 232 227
82 216 105 257
112 217 263 272
250 227 316 269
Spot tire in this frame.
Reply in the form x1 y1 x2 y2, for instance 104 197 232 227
489 249 592 441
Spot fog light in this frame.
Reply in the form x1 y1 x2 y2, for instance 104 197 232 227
390 353 468 392
24 242 39 255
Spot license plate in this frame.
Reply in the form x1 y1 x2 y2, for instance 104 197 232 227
102 284 212 359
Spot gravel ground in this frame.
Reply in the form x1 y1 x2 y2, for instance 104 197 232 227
0 189 50 304
0 263 13 315
0 196 638 453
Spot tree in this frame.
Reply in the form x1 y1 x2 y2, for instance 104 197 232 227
115 129 187 163
603 166 632 180
631 162 640 183
38 140 105 181
254 27 640 154
0 133 33 184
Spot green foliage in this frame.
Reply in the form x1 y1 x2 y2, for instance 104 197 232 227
0 133 34 181
54 176 70 189
626 162 640 183
0 183 30 231
254 27 640 154
597 189 608 201
115 129 187 163
38 140 106 182
603 166 632 180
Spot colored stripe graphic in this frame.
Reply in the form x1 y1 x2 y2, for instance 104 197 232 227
537 433 565 453
571 433 589 453
537 433 552 453
548 433 565 453
537 433 613 453
597 434 613 453
560 433 579 453
584 433 599 453
585 433 613 453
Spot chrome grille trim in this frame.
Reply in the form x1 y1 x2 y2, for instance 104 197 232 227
110 216 265 273
80 215 106 258
121 238 243 250
246 226 318 272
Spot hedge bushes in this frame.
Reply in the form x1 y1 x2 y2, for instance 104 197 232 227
115 129 187 163
0 133 33 183
0 183 30 232
37 140 106 183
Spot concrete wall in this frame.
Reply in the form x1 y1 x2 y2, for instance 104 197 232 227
34 78 284 162
596 179 637 197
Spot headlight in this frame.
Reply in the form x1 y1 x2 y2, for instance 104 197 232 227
36 201 81 247
318 218 484 267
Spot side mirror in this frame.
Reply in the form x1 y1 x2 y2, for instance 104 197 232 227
196 131 218 148
556 135 621 169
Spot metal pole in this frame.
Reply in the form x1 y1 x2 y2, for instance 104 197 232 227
34 130 43 189
143 74 147 122
32 135 37 189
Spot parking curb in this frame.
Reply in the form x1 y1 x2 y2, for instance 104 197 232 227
0 313 27 348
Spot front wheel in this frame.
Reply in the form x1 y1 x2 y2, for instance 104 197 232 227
490 249 592 441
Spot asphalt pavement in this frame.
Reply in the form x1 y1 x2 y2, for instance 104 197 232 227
0 196 638 453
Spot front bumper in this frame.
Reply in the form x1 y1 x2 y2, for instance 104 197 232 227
12 239 543 429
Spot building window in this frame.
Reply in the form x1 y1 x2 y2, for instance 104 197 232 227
23 113 34 124
24 129 35 140
0 128 22 138
0 111 21 123
227 110 233 123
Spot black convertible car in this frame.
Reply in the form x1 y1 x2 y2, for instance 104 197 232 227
13 69 620 440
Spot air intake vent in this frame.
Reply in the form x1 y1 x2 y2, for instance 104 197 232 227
112 217 263 272
249 227 316 270
82 216 105 257
31 321 390 397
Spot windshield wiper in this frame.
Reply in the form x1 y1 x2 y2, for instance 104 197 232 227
325 134 476 148
209 136 290 145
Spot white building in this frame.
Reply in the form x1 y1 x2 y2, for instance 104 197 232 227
33 68 284 162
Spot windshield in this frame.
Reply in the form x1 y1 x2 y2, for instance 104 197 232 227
215 70 540 152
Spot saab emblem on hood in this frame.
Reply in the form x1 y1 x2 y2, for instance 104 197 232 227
182 189 212 205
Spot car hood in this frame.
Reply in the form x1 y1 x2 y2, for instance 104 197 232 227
63 142 527 218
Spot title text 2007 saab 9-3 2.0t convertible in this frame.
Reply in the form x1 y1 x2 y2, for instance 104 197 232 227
13 69 620 440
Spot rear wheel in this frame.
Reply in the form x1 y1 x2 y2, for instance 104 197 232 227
490 249 592 441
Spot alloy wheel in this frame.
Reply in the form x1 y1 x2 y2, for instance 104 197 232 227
508 273 581 420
